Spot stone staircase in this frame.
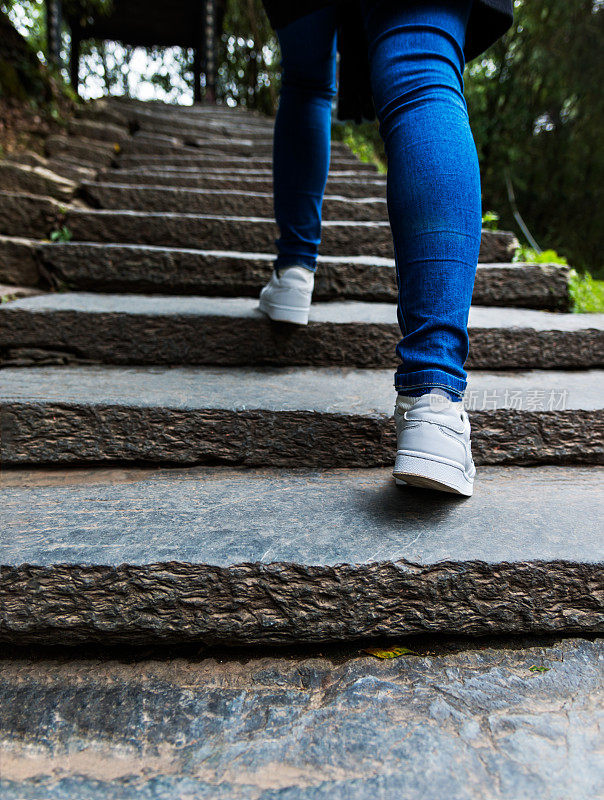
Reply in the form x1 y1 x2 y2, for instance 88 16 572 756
0 98 602 798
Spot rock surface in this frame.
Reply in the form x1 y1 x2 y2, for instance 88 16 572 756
0 638 602 799
0 236 42 287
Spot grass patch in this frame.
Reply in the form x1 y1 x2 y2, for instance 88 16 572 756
513 246 569 266
569 270 604 313
332 121 386 174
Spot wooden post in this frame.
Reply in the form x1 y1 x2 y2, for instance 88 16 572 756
46 0 62 68
69 24 81 96
204 0 216 103
193 46 202 103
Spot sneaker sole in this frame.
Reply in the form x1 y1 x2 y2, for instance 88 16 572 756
393 453 474 497
258 297 310 326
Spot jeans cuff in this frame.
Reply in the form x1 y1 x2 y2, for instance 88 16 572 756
275 255 317 272
394 369 466 398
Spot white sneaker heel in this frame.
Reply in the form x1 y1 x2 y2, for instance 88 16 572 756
258 265 314 325
393 391 476 496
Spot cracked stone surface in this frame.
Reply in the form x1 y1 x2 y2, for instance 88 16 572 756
0 638 602 798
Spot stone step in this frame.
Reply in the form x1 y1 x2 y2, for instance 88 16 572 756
67 118 129 142
1 465 602 645
75 101 131 129
0 365 601 465
112 162 384 177
0 237 41 287
0 192 517 261
98 167 387 196
0 639 600 797
135 118 278 140
33 242 570 310
6 152 97 183
117 152 377 171
1 293 600 369
121 102 276 129
45 135 117 167
120 135 351 158
45 134 364 171
0 162 76 202
81 181 388 222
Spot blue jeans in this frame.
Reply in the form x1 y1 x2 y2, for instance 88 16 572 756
273 0 482 399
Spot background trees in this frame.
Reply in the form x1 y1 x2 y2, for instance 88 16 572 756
465 0 603 275
0 0 602 274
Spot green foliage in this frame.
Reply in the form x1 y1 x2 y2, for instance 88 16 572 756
465 0 604 276
217 0 279 114
50 226 73 242
513 246 569 265
363 646 418 659
481 211 500 231
332 121 386 173
62 0 113 18
569 270 604 313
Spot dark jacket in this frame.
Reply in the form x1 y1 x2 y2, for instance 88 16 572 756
262 0 514 122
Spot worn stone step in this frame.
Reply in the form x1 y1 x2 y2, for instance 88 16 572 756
98 167 387 196
6 152 97 183
0 237 41 287
121 136 269 158
109 97 266 118
0 365 601 466
1 465 602 645
135 118 278 140
0 162 76 202
75 101 131 129
111 165 373 177
0 639 601 797
45 135 117 167
0 192 517 261
36 242 571 310
1 294 600 369
117 152 378 171
67 118 129 142
120 102 276 128
108 99 273 123
120 135 351 159
46 134 359 170
81 181 388 222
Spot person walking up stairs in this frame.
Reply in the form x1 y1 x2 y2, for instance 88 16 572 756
0 5 602 791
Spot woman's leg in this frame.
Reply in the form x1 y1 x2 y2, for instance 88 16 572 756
272 6 338 272
361 0 481 399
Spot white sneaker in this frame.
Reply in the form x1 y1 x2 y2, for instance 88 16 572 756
393 391 475 496
258 265 314 325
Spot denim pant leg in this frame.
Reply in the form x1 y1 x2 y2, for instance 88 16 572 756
273 7 338 273
361 0 482 399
